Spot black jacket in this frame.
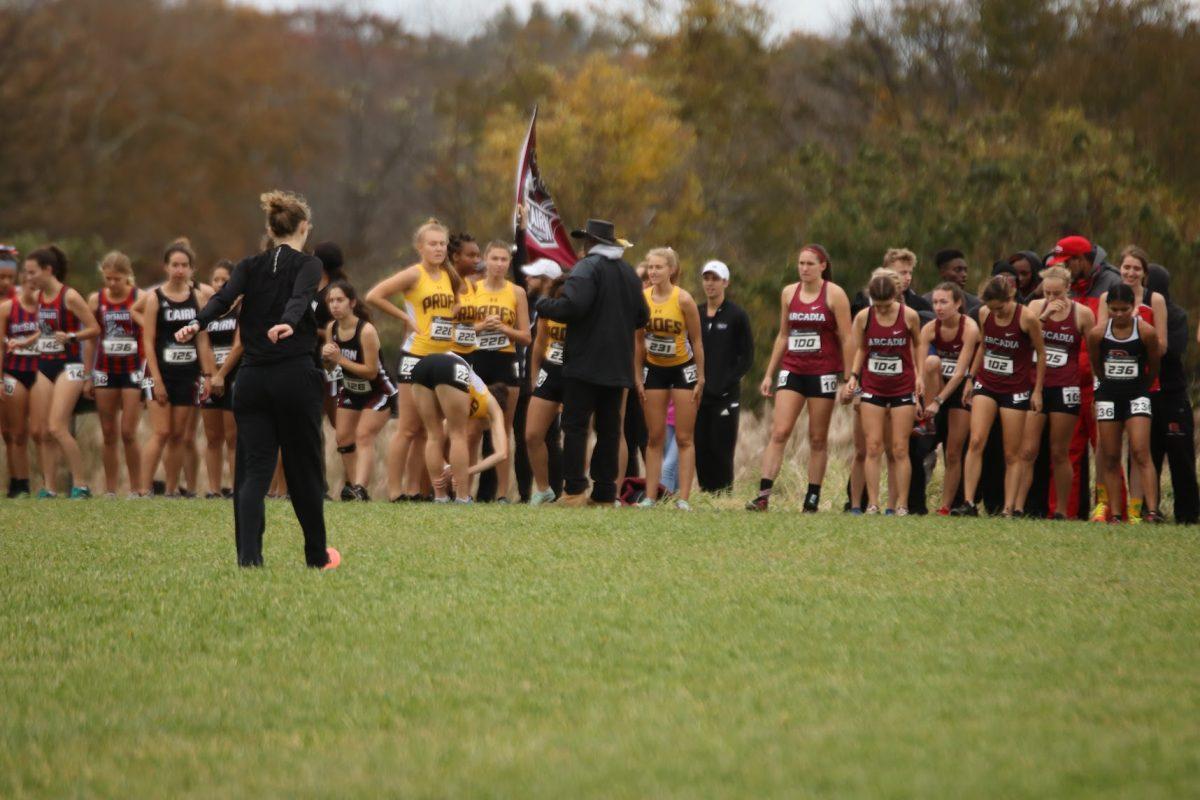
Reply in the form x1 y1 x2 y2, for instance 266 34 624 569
196 244 322 367
535 250 648 388
700 299 753 402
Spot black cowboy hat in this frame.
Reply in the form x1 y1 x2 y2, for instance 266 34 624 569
570 219 619 246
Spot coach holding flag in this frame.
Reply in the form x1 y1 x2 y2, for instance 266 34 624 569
176 191 339 570
536 219 648 506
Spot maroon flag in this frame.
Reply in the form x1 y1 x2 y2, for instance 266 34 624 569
514 107 578 269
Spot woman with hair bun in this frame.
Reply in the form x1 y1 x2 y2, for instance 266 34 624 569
178 190 338 569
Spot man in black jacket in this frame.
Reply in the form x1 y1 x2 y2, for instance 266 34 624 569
694 260 753 492
1147 265 1198 524
535 220 648 506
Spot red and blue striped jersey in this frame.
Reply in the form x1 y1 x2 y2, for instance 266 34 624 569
37 287 82 363
4 297 40 373
95 287 142 375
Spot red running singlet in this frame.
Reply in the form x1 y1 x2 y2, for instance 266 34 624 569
4 298 40 373
1040 305 1082 389
979 304 1032 394
933 317 965 381
37 287 81 363
860 304 915 397
779 280 843 376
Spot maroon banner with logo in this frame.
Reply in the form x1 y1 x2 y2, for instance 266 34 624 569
514 106 578 269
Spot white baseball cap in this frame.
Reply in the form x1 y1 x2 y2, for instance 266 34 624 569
521 258 563 280
701 260 730 281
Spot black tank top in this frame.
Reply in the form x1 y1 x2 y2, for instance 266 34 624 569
205 307 239 374
155 287 200 378
333 318 391 395
1097 319 1149 397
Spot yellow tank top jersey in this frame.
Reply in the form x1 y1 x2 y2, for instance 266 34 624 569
644 285 691 367
543 319 568 366
472 280 519 354
450 280 477 356
468 371 490 420
400 266 457 356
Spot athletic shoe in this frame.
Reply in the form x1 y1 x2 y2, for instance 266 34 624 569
221 487 233 498
802 496 819 513
1011 509 1025 519
69 486 91 500
179 489 196 499
340 483 356 502
322 547 341 571
745 494 769 512
674 499 692 511
849 508 864 515
1053 513 1067 521
151 480 166 496
530 489 555 506
865 505 880 515
936 506 951 516
1107 515 1123 524
36 488 57 499
103 492 117 500
559 492 590 508
351 484 370 502
884 508 894 516
895 507 909 517
205 492 222 500
433 496 451 504
951 502 979 517
636 498 655 508
454 497 473 504
496 497 511 505
1090 502 1109 523
390 494 411 503
128 492 146 500
1143 509 1166 524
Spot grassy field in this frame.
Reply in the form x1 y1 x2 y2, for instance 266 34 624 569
2 500 1198 798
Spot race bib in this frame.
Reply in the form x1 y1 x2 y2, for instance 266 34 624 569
1095 401 1115 421
400 356 419 378
547 341 565 366
104 337 137 357
12 345 38 358
788 332 820 353
2 376 14 396
1130 396 1152 416
512 361 521 379
38 336 65 355
536 369 548 388
64 363 86 382
682 364 699 385
777 370 790 389
163 344 196 364
324 366 343 383
213 347 232 367
940 358 958 379
1042 347 1068 369
1062 386 1081 406
141 375 155 391
453 325 477 348
453 363 470 385
343 376 371 394
477 332 510 351
984 352 1014 376
1013 391 1030 404
820 374 839 394
92 370 109 388
429 318 453 341
1104 357 1138 380
645 335 676 358
867 355 902 375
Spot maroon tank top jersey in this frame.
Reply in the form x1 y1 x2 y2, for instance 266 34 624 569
95 288 142 375
1039 306 1082 389
5 299 40 373
979 304 1032 393
780 281 842 376
37 287 81 362
861 305 915 397
933 318 965 380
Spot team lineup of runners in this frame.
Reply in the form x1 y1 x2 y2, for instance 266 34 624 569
1 202 1196 525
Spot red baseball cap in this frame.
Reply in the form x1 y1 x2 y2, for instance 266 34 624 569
1046 235 1092 266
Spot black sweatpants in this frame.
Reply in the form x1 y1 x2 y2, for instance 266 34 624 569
562 378 624 501
232 358 329 567
1151 390 1199 524
623 387 647 478
695 398 739 492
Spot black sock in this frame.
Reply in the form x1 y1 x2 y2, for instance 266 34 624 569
759 478 774 494
805 483 821 504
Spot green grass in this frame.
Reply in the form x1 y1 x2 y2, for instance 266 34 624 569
2 500 1198 798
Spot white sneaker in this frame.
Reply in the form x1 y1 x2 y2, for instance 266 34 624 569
636 497 655 508
675 499 692 512
530 489 555 506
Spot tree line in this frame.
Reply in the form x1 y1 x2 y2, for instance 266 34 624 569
2 0 1198 400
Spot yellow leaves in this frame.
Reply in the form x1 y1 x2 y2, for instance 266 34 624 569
475 54 703 261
